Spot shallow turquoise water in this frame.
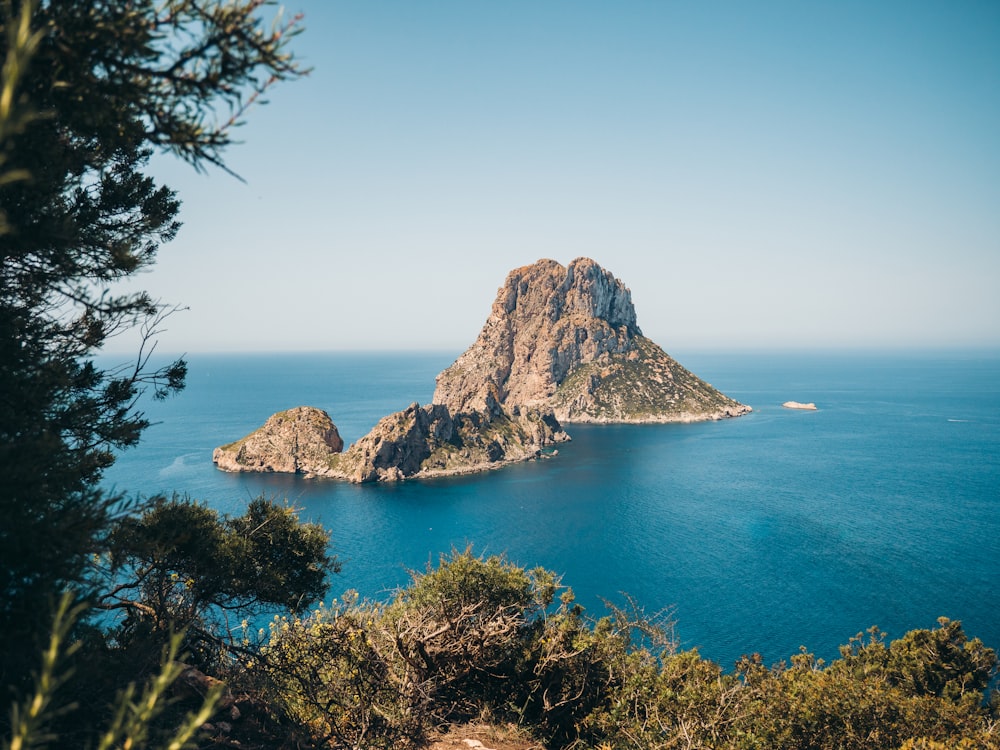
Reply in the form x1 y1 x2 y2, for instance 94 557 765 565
101 349 1000 669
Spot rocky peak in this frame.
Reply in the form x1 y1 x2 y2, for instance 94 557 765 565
556 256 641 333
434 257 644 413
498 257 639 334
434 257 750 423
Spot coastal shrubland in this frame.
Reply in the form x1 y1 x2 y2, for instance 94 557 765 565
8 548 998 749
248 550 999 750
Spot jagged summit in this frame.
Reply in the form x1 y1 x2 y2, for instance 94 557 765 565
434 257 749 423
433 258 640 414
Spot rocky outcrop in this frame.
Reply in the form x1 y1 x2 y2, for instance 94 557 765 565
328 401 568 483
434 257 750 423
212 406 343 474
214 402 567 484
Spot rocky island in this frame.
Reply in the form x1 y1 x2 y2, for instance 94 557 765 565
212 406 343 474
213 258 751 482
434 258 749 423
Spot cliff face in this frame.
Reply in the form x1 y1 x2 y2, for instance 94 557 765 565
212 406 343 474
434 257 750 423
433 258 639 414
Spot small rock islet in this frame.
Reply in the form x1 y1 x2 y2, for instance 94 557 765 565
782 401 818 410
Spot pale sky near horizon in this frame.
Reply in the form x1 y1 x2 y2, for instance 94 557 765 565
110 0 1000 355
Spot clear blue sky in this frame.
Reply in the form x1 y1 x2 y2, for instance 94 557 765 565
122 0 1000 354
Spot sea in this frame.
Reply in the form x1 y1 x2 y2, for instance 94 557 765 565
100 349 1000 670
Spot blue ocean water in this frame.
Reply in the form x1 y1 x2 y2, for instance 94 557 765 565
100 350 1000 669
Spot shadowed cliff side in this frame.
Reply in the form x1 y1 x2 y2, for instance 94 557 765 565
328 400 568 483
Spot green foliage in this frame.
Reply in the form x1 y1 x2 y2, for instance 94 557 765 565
101 496 337 661
689 622 997 750
0 0 42 218
259 597 413 750
3 594 81 750
10 559 999 749
227 498 338 612
91 637 221 750
392 548 541 623
258 549 563 748
384 549 553 722
1 497 333 748
885 617 996 701
0 0 306 690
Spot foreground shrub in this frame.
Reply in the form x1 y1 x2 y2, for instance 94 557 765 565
9 551 999 749
100 496 337 668
382 548 555 722
3 595 220 750
256 550 999 750
727 623 998 750
258 597 411 750
258 549 561 747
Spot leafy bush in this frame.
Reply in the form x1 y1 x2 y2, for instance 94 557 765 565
732 622 998 750
100 496 337 666
258 597 411 750
257 549 557 747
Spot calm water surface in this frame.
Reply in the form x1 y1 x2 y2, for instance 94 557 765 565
101 350 1000 669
